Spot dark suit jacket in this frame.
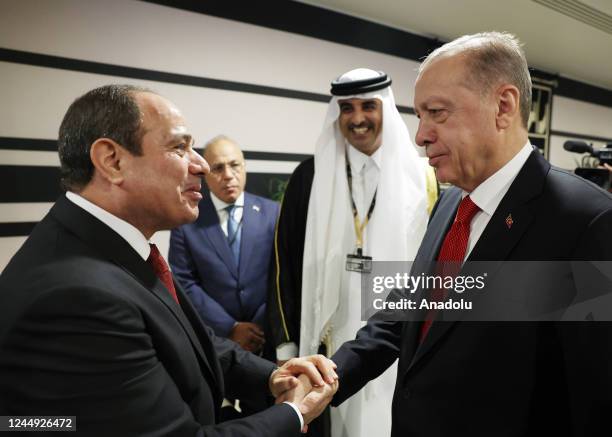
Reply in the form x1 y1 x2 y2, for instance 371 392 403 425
169 192 279 337
0 195 298 436
332 151 612 437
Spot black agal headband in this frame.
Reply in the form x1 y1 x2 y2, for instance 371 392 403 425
330 71 392 96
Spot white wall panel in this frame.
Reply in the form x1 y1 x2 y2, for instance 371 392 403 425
0 203 53 223
0 0 422 106
0 62 327 153
0 237 28 269
552 95 612 139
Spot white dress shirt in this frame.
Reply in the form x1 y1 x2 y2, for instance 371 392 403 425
347 142 382 222
66 191 151 260
209 191 244 236
463 142 533 260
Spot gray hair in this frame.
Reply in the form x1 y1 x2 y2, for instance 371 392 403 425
419 32 532 128
202 135 241 156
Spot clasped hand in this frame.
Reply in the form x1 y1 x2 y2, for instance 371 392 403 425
268 354 339 432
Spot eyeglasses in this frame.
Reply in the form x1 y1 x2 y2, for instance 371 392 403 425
210 161 244 175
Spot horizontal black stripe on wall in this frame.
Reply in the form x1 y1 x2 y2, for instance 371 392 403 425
146 0 439 65
243 151 312 162
0 137 314 161
1 164 292 204
0 137 57 151
0 48 416 115
551 130 612 144
0 175 289 238
1 166 62 203
0 222 37 237
144 0 612 109
0 47 329 104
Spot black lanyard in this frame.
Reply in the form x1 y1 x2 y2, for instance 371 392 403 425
345 151 377 254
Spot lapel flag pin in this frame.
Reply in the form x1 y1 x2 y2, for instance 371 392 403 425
253 205 260 212
505 214 513 229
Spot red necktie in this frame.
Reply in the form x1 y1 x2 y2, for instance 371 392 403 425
147 243 179 304
419 195 480 342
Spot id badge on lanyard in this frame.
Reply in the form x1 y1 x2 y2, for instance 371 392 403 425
344 150 376 274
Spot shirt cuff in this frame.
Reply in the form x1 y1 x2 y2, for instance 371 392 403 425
283 401 304 431
276 342 298 361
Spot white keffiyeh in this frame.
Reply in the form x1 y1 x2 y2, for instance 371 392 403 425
300 69 429 355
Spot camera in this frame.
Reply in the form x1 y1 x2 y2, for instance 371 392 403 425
599 148 612 166
563 140 611 190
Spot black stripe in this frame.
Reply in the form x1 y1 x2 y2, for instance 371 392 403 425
143 0 612 109
2 127 610 162
0 136 316 161
397 105 415 115
551 130 612 144
1 163 298 203
0 47 416 114
243 151 311 162
0 170 290 237
0 137 57 151
0 166 62 202
144 0 439 64
555 76 612 108
0 222 37 237
0 47 330 104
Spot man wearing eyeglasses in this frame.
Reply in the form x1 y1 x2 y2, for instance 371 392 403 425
169 135 279 363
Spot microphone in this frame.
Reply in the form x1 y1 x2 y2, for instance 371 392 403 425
564 140 612 166
563 140 593 154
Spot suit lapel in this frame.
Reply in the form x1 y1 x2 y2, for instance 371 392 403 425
468 151 546 261
402 189 461 366
405 151 549 374
51 196 221 395
198 195 238 278
238 193 258 279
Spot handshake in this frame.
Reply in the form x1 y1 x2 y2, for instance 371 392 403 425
268 355 339 433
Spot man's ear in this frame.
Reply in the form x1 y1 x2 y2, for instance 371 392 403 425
89 138 127 185
495 84 521 130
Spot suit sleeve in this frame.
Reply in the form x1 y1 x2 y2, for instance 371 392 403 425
0 286 300 437
169 226 236 337
331 317 403 406
266 159 313 359
210 324 276 399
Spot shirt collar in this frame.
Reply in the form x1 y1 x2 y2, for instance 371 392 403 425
466 142 533 215
65 191 151 260
210 191 245 212
346 141 383 174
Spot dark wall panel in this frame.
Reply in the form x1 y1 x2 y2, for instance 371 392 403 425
1 166 62 203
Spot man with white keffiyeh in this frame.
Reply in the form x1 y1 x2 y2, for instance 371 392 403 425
267 68 436 437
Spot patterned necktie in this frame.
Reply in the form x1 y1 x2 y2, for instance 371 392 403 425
419 195 480 342
147 243 179 304
226 204 241 264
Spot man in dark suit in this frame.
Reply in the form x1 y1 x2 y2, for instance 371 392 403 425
169 135 279 419
0 84 337 436
331 32 612 436
170 135 279 354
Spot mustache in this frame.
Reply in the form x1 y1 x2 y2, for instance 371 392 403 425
348 122 373 130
